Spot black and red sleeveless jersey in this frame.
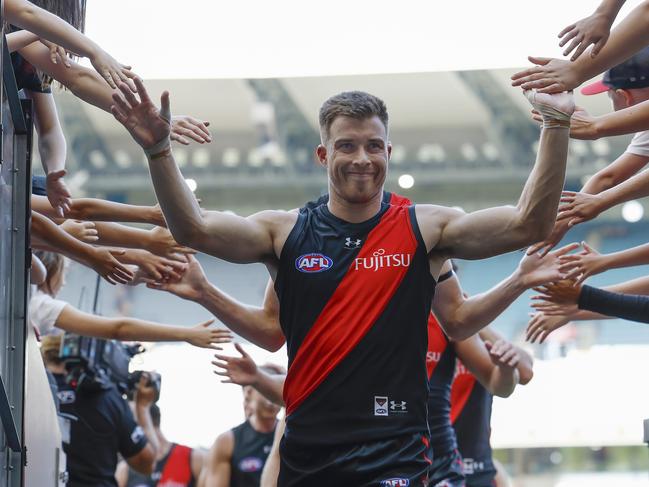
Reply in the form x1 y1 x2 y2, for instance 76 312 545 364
426 313 458 458
230 420 275 487
275 195 435 445
450 361 496 484
154 443 194 487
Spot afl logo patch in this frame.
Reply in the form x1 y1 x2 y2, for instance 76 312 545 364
239 456 263 472
295 253 333 273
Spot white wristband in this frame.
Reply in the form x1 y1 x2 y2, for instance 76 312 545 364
144 137 171 157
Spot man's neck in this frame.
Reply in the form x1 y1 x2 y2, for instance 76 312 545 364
249 414 276 434
327 191 382 223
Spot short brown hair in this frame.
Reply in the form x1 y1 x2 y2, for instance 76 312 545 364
40 334 63 366
318 91 389 143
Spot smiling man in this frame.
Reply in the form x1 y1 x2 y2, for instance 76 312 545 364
111 80 573 486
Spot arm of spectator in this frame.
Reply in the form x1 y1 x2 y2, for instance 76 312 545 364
212 343 285 406
479 326 534 385
512 1 649 92
557 0 626 60
5 0 134 88
31 194 167 226
59 219 98 243
147 257 285 351
54 304 232 348
5 29 38 52
31 210 134 284
433 244 578 341
90 223 194 262
527 151 649 255
110 248 187 281
559 170 649 228
26 90 71 216
199 432 233 487
454 334 520 398
17 42 211 145
527 275 649 342
560 241 649 284
31 253 47 285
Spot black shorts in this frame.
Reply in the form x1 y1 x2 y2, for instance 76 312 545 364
429 449 465 487
465 475 496 487
278 432 431 487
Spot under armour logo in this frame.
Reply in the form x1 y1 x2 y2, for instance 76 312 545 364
345 237 362 249
390 400 407 411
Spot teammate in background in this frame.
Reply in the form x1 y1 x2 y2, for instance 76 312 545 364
529 48 649 255
115 404 206 487
198 365 281 487
450 327 533 487
114 79 572 484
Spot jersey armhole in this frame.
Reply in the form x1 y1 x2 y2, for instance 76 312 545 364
408 205 438 288
274 211 308 297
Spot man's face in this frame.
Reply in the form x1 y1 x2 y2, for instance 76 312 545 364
317 115 391 205
249 388 281 420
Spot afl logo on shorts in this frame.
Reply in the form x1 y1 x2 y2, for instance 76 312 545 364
295 253 333 273
380 479 410 487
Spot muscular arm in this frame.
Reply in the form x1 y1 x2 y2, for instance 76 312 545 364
197 279 284 351
151 262 285 351
427 119 569 259
433 243 574 340
199 432 233 487
454 335 519 398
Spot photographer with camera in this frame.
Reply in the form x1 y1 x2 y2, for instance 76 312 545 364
40 335 160 487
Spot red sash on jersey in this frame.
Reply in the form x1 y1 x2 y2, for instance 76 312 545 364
426 313 449 379
450 363 476 424
158 444 193 486
284 205 418 415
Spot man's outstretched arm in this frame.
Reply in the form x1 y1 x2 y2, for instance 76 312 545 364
433 244 578 340
110 79 291 263
148 257 285 351
424 92 572 260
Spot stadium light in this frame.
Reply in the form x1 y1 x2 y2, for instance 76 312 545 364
622 201 644 223
398 174 414 189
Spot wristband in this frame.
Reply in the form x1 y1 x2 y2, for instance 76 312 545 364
144 137 171 158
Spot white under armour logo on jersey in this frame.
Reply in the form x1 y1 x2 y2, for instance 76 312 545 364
345 237 362 249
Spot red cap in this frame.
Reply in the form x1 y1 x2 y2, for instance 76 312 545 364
580 79 609 96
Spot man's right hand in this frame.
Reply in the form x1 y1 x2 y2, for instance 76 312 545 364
111 78 171 151
146 255 209 302
532 106 599 140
